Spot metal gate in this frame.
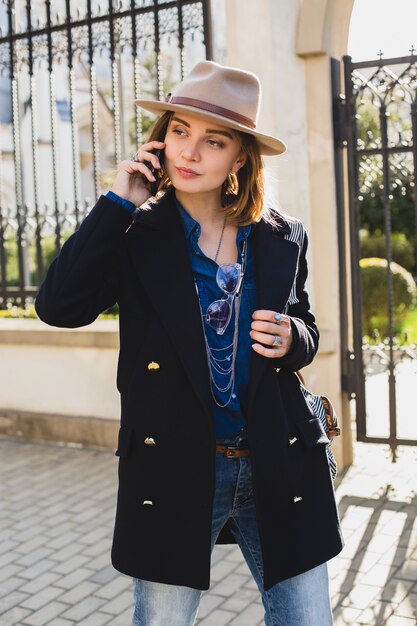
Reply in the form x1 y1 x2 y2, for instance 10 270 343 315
333 53 417 459
0 0 211 308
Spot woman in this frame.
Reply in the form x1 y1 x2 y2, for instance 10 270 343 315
36 61 343 625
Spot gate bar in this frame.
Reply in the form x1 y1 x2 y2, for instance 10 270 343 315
343 55 367 438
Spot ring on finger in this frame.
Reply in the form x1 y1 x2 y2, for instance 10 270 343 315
274 312 283 324
272 335 283 347
131 152 140 163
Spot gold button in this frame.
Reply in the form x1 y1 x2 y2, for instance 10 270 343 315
143 500 154 506
144 437 156 446
147 361 160 371
293 496 303 503
289 437 298 446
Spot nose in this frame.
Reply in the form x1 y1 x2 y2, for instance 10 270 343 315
180 141 200 162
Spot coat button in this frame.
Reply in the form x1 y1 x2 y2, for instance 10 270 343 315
288 436 298 446
293 496 303 504
147 361 160 371
143 500 154 506
144 437 156 446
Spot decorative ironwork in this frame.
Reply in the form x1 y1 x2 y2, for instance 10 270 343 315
0 0 211 309
333 53 417 459
362 338 417 380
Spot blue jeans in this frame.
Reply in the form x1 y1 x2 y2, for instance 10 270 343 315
132 447 333 626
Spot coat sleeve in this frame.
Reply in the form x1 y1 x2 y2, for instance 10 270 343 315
35 195 135 328
273 229 319 371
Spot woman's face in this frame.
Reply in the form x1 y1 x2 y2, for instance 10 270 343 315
163 113 246 197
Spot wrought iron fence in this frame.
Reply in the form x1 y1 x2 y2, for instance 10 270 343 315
0 0 211 308
333 52 417 459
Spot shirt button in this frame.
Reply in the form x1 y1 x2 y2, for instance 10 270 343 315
231 393 237 399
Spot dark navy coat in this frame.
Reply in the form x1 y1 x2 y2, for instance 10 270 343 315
35 187 343 591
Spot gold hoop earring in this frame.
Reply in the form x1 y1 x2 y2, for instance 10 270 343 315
227 170 239 196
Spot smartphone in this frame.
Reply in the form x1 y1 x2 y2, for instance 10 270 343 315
148 148 164 196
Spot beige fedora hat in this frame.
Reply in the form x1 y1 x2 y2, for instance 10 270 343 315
135 61 286 156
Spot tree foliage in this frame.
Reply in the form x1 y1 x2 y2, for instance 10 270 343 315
356 101 416 275
360 257 417 336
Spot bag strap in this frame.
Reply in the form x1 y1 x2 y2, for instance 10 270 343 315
321 395 340 438
295 370 305 386
295 371 340 439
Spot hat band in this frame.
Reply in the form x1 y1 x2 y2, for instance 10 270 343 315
166 95 256 130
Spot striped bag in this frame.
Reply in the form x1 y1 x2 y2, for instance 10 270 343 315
295 371 340 480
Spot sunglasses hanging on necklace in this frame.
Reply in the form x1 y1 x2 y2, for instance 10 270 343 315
205 238 246 336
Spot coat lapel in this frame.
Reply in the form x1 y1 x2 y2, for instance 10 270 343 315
126 189 213 426
247 218 300 414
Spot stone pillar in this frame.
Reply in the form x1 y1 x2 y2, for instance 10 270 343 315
296 0 356 468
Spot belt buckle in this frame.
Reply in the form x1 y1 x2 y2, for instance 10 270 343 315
224 446 238 458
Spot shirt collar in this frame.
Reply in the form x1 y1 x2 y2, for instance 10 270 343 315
175 196 200 240
175 195 252 241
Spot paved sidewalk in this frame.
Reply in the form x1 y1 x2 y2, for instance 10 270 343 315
0 438 416 626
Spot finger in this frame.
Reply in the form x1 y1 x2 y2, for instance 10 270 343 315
252 310 290 325
251 320 291 336
249 329 287 348
135 150 162 170
134 142 165 165
251 343 283 358
276 314 291 326
137 140 165 154
123 160 156 182
252 309 275 321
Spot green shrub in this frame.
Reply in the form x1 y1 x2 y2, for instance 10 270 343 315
0 304 118 320
0 305 38 319
3 238 19 286
360 231 415 274
402 306 417 343
360 257 417 336
2 233 71 287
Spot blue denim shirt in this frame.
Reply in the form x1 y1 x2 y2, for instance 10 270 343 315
106 190 257 441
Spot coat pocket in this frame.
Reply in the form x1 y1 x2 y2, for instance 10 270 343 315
295 417 330 448
115 426 133 457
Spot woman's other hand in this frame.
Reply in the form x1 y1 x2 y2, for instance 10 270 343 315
250 310 293 358
110 141 165 207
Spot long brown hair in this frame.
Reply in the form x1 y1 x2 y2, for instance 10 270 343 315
146 111 267 226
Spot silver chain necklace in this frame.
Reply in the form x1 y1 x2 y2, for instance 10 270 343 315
214 217 227 264
195 238 247 408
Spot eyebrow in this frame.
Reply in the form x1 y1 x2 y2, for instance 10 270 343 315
171 116 235 140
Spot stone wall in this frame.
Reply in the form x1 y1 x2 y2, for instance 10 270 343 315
0 319 343 465
0 319 120 449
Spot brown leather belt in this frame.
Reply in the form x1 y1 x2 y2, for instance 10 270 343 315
216 444 250 458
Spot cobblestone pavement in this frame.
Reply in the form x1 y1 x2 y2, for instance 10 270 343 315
0 438 416 626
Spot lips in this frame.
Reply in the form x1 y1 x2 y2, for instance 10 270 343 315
176 167 201 176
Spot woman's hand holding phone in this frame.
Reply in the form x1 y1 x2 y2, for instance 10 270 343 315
110 141 165 207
